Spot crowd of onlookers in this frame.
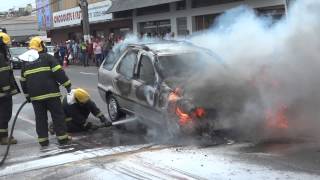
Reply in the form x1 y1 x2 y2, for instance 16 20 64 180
52 33 123 67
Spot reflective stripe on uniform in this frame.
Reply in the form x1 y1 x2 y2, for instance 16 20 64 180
38 137 48 143
0 93 5 98
20 77 26 81
0 66 10 72
2 86 10 91
30 92 61 101
65 117 72 122
51 65 62 72
0 129 8 133
96 112 103 117
24 67 51 77
10 89 18 95
62 80 71 87
57 134 69 140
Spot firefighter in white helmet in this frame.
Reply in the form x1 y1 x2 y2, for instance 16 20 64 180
50 88 112 133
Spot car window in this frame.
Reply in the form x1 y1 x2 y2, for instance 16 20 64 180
9 47 28 56
102 51 119 70
118 51 138 79
138 55 155 85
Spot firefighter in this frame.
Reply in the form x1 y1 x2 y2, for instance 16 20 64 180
0 32 20 145
19 37 71 147
50 88 112 133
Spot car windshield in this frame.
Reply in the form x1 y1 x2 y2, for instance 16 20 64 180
9 47 28 56
47 46 55 52
157 52 213 79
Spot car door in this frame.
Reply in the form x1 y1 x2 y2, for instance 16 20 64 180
130 51 162 119
113 49 138 111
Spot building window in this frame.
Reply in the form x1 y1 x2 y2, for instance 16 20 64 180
137 4 170 16
176 0 186 10
58 0 63 11
177 17 188 36
113 10 133 19
256 5 285 21
192 0 243 8
195 13 220 31
139 20 171 37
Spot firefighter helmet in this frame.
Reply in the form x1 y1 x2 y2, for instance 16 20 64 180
0 32 11 45
74 88 90 103
29 36 44 52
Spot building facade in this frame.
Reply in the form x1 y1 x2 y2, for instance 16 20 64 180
107 0 287 37
0 15 46 43
40 0 288 42
46 0 132 43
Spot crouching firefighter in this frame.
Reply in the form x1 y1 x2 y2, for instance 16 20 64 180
50 88 112 133
0 32 20 145
19 37 72 147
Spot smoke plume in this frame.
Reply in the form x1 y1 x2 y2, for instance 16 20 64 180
112 0 320 141
188 0 320 140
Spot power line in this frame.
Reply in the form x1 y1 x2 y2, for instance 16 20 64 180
0 0 61 23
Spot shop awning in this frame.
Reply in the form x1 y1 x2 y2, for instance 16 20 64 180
107 0 182 13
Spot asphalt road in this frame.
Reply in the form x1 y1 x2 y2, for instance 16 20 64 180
0 66 319 179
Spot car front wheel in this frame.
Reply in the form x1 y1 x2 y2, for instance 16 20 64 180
107 95 121 122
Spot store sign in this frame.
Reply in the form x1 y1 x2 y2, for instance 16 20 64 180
53 0 112 28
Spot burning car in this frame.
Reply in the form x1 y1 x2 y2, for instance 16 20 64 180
98 41 252 134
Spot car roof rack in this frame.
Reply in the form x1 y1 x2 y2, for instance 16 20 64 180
127 44 150 51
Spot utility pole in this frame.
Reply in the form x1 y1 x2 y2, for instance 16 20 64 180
79 0 91 43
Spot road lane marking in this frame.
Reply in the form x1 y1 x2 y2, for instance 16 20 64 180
17 114 36 125
80 72 97 76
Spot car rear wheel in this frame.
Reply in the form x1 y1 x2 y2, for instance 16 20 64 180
107 95 121 122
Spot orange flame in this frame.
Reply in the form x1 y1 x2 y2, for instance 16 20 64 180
266 105 289 129
168 88 182 102
194 108 206 118
176 107 192 125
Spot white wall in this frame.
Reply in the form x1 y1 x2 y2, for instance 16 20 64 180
132 0 286 35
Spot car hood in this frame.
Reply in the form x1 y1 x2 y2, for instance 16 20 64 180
163 72 254 113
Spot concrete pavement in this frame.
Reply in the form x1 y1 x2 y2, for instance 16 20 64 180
0 66 319 179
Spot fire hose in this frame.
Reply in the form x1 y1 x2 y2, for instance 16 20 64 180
0 100 28 167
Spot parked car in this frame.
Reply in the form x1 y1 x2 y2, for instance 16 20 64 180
9 47 28 69
98 41 251 134
46 46 55 56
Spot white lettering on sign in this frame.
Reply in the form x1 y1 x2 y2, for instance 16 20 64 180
53 0 112 28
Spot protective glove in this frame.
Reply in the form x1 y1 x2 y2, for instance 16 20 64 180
66 86 71 94
26 96 31 103
104 120 112 127
99 115 107 123
99 115 112 127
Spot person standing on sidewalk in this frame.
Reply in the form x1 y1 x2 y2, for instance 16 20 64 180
80 40 87 67
86 40 93 66
19 37 72 147
0 32 20 145
93 38 103 67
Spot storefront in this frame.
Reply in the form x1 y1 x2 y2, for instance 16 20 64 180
106 0 287 37
48 0 132 43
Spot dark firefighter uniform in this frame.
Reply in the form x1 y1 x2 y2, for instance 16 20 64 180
61 88 111 132
0 32 20 145
19 37 71 146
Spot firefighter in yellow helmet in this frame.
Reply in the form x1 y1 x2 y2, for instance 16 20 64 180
0 32 20 145
19 36 72 147
50 88 112 133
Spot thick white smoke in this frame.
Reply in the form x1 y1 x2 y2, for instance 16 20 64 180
113 0 320 141
188 0 320 140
